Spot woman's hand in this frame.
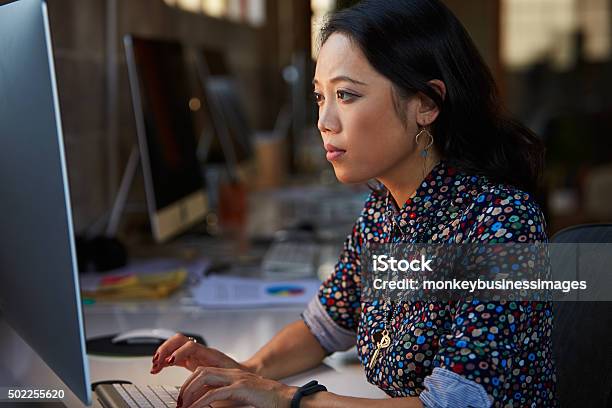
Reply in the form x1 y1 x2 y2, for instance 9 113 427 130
177 366 296 408
151 333 245 374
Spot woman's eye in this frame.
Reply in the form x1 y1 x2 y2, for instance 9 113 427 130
313 91 324 104
336 90 358 102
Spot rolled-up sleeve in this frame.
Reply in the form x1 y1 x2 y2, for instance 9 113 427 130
419 367 492 408
302 296 357 354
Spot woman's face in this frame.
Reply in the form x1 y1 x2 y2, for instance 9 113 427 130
313 33 422 184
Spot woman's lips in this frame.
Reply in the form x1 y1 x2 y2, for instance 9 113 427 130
324 143 346 162
326 150 346 161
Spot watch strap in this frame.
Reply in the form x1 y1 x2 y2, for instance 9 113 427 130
290 380 327 408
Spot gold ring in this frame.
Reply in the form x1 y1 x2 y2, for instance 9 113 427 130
187 336 197 343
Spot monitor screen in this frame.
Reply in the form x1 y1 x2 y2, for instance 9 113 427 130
195 48 254 168
0 0 91 404
124 35 208 242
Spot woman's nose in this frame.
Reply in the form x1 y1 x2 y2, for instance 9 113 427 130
317 104 341 134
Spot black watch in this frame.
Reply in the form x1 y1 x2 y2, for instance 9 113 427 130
290 380 327 408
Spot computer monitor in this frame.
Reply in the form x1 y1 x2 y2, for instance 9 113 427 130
124 35 208 242
194 48 254 175
0 0 91 404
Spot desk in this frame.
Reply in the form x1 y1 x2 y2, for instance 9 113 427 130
0 291 387 407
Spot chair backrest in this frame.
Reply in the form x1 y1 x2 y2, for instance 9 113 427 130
551 224 612 408
553 224 612 243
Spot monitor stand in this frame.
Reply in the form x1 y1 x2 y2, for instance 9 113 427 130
105 145 140 238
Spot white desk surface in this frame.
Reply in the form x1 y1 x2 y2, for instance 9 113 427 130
0 289 387 408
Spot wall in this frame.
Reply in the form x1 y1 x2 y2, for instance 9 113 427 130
47 0 108 234
444 0 502 88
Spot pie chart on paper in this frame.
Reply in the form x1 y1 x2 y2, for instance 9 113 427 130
266 285 305 297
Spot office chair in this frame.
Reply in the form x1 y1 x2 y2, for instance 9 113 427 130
550 224 612 408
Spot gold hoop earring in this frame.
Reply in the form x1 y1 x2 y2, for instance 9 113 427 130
415 127 434 181
415 127 434 158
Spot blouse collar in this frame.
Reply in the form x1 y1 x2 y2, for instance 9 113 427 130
383 159 461 235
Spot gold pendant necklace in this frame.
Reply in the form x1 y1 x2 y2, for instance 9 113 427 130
368 301 397 369
369 328 391 368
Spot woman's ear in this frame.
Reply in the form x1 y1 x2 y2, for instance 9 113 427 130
416 79 446 127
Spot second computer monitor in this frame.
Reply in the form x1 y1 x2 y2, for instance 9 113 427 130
195 48 254 170
124 35 208 242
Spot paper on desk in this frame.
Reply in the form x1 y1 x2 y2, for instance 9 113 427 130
190 276 321 308
79 258 210 300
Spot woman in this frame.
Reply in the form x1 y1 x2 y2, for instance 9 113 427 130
151 1 557 406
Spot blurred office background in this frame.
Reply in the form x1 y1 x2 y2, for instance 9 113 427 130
45 0 612 248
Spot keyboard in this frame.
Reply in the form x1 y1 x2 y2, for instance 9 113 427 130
95 383 180 408
262 242 319 279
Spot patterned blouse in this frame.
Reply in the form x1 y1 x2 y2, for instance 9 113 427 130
302 160 557 407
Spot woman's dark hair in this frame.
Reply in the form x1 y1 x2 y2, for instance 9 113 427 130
319 0 544 195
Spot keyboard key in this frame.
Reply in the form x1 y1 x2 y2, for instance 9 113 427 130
114 385 140 408
123 384 154 408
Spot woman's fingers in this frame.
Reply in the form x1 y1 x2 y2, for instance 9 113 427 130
160 338 202 370
151 333 188 374
153 337 241 375
179 367 295 408
179 366 208 402
180 367 239 408
181 384 214 408
186 385 244 408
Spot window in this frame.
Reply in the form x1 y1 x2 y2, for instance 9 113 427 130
502 0 610 70
311 0 336 59
163 0 266 27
